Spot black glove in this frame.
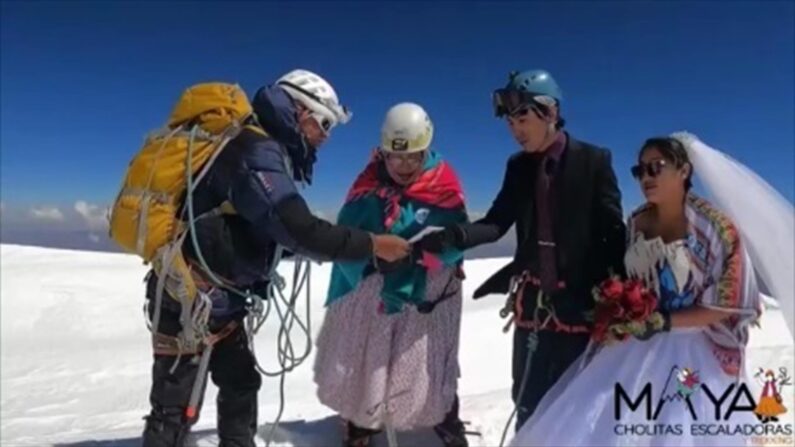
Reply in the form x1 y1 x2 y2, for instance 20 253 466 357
634 309 672 341
373 248 416 273
416 225 465 254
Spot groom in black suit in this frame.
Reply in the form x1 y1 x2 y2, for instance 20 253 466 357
418 69 626 429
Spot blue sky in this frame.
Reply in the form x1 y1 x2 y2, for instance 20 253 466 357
1 1 793 243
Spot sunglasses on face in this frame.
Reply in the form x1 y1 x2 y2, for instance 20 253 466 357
384 152 425 167
631 159 674 180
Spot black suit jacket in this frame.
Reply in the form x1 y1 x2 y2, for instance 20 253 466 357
461 134 626 324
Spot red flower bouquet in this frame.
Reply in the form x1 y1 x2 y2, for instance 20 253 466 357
590 277 666 344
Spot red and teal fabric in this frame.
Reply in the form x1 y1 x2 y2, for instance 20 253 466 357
326 150 468 314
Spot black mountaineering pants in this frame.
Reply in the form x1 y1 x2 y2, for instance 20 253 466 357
142 298 261 447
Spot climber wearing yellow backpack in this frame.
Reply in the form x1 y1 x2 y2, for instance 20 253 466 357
111 69 410 447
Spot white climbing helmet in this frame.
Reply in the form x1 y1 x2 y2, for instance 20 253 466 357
276 69 352 133
380 102 433 153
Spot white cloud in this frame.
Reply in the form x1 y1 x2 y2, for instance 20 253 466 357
30 206 64 221
75 201 109 231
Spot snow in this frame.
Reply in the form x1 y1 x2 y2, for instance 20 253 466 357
1 244 793 446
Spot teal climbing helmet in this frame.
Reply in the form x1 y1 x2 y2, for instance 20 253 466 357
492 69 562 117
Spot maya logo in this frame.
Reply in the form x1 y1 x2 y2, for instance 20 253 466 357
753 367 791 424
615 365 791 423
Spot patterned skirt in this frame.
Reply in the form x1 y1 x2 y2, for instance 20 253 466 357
313 267 463 431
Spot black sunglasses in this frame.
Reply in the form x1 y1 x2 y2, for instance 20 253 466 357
631 159 672 180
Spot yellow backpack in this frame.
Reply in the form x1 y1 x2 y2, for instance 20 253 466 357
109 83 260 304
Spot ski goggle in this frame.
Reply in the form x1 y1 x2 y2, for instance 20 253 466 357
631 159 672 180
278 80 352 127
492 89 556 117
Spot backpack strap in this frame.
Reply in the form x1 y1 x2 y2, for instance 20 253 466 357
245 124 268 137
198 124 269 218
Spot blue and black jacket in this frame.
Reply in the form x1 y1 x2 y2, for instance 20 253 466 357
147 85 372 311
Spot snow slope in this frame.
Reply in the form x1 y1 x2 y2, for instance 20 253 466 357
2 244 793 446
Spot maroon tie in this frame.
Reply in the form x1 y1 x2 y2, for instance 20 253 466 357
536 158 558 293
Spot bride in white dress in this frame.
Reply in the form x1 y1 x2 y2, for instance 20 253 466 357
510 133 794 447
